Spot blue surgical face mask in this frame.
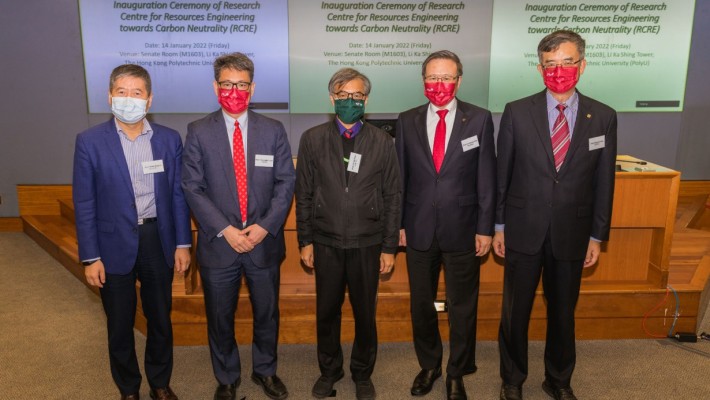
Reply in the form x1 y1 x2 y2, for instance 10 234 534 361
111 96 148 124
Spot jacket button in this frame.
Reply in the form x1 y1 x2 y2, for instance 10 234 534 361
554 179 559 184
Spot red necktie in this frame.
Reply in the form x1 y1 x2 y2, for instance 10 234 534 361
432 109 448 173
551 104 571 171
344 129 353 139
232 121 248 223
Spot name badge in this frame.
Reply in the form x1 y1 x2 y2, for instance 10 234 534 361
142 160 164 174
347 152 362 173
589 136 605 151
461 136 479 152
255 154 274 167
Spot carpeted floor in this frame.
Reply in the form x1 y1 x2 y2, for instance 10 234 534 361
1 232 709 399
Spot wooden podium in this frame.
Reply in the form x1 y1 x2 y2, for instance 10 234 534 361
18 155 710 343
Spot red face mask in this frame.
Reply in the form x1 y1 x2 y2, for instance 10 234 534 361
424 82 457 107
543 66 579 94
218 88 250 114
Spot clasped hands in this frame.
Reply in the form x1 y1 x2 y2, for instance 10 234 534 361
223 224 268 253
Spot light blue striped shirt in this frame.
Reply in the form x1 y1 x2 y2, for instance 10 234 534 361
116 119 157 221
546 90 579 137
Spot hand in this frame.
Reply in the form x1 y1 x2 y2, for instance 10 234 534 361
174 248 191 274
492 231 505 258
380 253 395 274
243 224 268 246
222 225 254 253
300 244 314 268
85 260 106 288
583 240 601 268
398 229 407 247
475 234 492 256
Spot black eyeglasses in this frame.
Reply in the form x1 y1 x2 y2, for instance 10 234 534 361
332 91 366 100
218 81 251 91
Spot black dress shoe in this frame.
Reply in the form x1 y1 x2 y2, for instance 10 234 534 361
446 375 467 400
150 386 178 400
542 380 577 400
214 377 240 400
121 394 139 400
500 383 523 400
251 373 288 400
411 367 442 396
312 370 344 398
354 379 376 400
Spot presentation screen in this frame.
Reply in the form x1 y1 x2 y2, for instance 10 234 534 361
288 0 491 113
79 0 289 113
488 0 696 112
78 0 695 114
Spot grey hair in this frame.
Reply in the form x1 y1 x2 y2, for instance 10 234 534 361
328 68 371 95
537 30 586 63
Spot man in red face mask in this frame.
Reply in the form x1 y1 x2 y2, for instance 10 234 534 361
395 50 497 400
494 30 617 400
182 52 295 400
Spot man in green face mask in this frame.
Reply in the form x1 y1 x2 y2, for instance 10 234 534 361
295 68 401 400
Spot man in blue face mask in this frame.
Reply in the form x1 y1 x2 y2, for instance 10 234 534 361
295 68 401 400
73 64 192 400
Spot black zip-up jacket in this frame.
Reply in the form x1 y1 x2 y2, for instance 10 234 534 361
295 121 401 253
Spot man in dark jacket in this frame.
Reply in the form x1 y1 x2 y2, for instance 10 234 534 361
295 68 401 400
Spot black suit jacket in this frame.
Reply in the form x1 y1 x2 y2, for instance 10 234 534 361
496 90 617 260
396 100 496 252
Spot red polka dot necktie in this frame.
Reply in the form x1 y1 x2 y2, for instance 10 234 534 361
551 104 571 172
432 109 448 173
232 121 248 224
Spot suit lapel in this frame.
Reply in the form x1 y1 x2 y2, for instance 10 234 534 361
530 91 556 171
103 119 135 198
212 111 239 206
246 111 258 207
558 92 591 176
439 100 469 174
413 105 437 177
150 127 166 205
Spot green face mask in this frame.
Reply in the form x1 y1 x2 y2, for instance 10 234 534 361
334 98 365 124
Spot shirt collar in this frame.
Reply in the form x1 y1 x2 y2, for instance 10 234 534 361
222 109 248 129
115 119 152 139
427 97 457 118
335 119 363 138
546 90 579 112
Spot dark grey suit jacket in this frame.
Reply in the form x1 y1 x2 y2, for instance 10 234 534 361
182 110 295 268
396 100 497 253
496 90 617 260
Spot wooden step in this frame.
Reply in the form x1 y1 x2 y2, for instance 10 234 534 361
59 198 75 223
17 183 710 345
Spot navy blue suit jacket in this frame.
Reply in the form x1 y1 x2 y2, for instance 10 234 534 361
73 118 192 275
182 110 295 268
396 100 497 252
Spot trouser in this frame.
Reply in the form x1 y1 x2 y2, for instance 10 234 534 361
498 235 584 388
313 243 382 382
100 220 174 395
407 237 481 377
200 252 281 385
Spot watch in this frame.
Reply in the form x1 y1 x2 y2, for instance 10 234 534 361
82 260 98 266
